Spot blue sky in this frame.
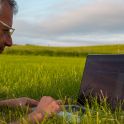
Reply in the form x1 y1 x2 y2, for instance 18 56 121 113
13 0 124 46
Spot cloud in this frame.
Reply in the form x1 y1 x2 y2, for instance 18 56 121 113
39 0 124 35
13 0 124 46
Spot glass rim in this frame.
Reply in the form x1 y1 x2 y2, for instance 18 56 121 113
0 20 15 31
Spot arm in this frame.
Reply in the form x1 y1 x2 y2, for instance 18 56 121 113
0 97 38 107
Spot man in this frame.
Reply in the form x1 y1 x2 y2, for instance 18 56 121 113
0 0 61 123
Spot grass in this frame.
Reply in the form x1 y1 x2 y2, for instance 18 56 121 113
0 55 85 123
0 55 85 99
0 45 124 123
3 44 124 56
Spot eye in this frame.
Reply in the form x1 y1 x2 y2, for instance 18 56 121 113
2 29 10 35
3 29 9 32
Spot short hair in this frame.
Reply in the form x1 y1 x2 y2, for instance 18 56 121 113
0 0 18 14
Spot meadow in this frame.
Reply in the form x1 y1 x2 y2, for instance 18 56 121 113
0 45 124 123
3 44 124 56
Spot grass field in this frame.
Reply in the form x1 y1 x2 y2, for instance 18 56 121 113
3 44 124 56
0 45 124 123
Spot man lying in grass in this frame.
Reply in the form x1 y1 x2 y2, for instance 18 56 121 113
0 0 61 123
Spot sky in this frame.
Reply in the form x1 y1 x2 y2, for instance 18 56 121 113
13 0 124 46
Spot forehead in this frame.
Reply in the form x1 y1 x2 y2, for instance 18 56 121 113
0 0 13 27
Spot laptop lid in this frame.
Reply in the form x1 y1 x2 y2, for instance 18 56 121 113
77 54 124 110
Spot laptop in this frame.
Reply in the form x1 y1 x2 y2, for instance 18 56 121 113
57 54 124 123
57 54 124 119
77 54 124 110
32 54 124 119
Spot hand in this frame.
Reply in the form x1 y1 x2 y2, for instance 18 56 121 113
10 97 62 124
0 97 39 107
34 96 61 117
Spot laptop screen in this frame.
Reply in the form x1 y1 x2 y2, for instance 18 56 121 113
77 54 124 109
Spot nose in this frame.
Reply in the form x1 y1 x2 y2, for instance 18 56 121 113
3 34 13 47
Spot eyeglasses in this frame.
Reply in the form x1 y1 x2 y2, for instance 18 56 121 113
0 20 15 36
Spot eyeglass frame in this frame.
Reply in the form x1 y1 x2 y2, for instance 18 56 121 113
0 20 15 36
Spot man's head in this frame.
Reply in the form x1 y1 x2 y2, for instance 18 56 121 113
0 0 18 53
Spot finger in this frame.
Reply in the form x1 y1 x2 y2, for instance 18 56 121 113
54 102 62 112
56 105 62 113
40 96 55 103
56 100 63 105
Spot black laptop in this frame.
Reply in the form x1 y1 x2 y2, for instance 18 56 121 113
57 54 124 122
33 54 124 116
78 54 124 110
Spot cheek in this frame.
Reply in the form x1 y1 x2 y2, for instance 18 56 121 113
0 33 4 43
0 33 5 47
3 34 12 41
2 34 12 46
0 34 3 43
0 38 4 47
